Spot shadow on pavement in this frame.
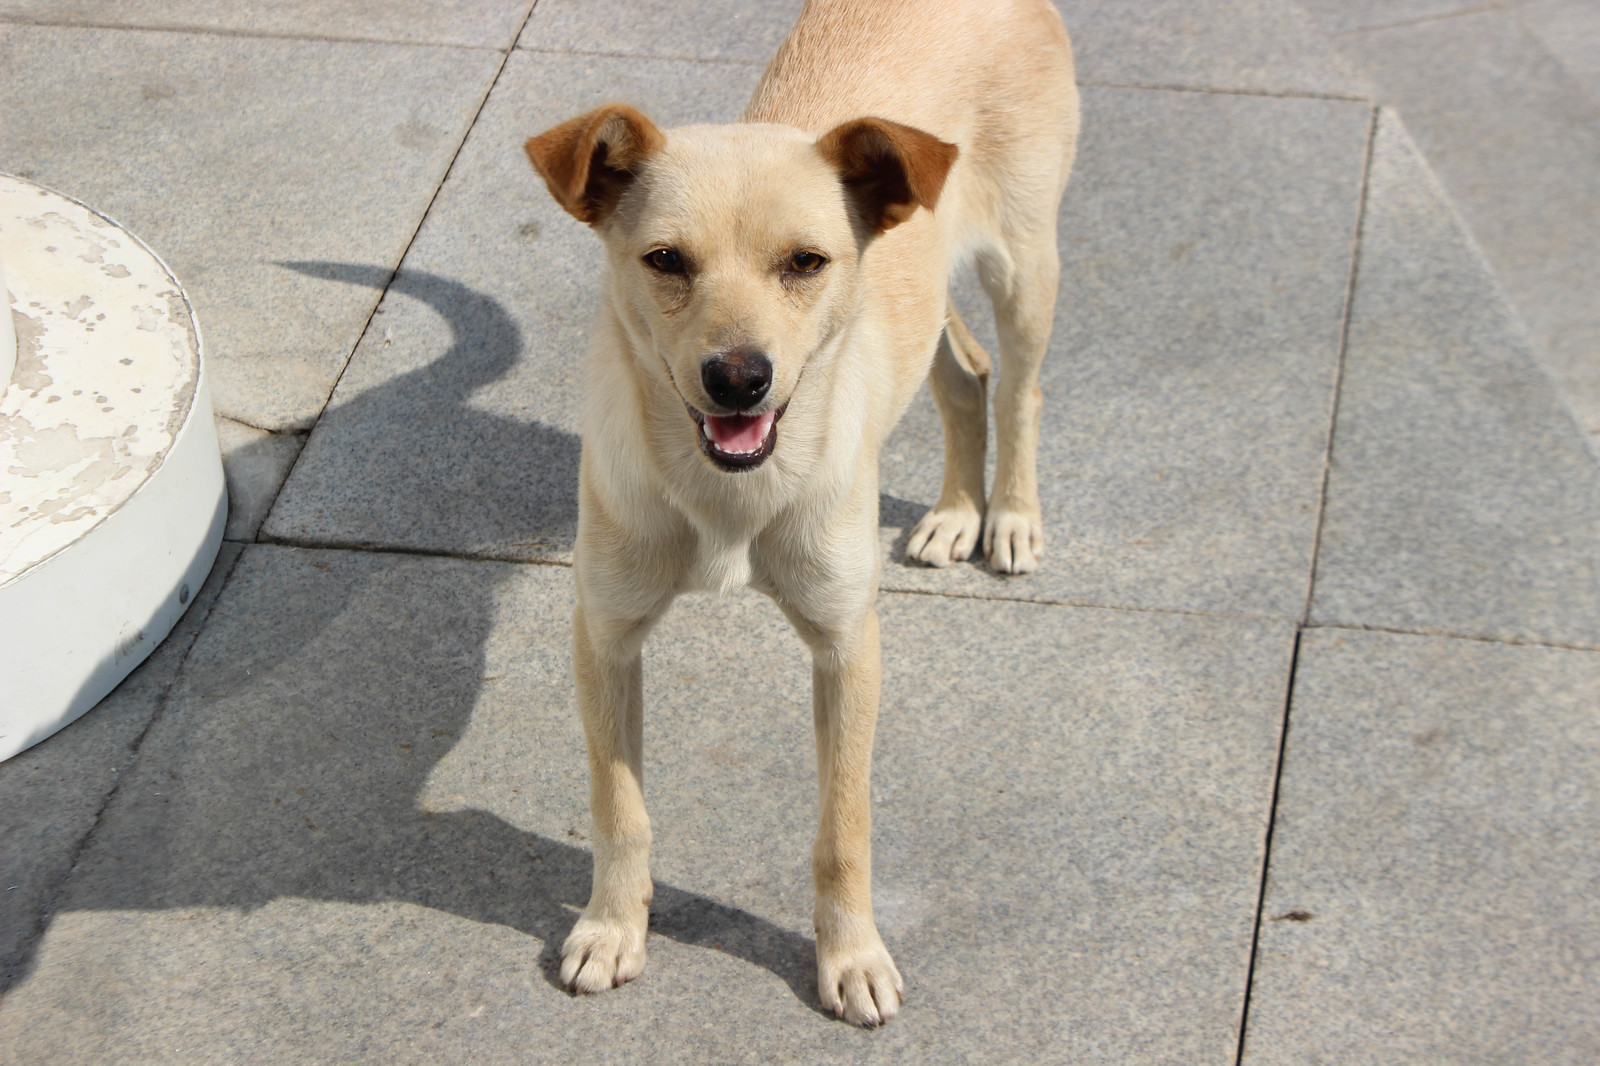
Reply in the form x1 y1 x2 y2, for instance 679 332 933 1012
273 261 582 557
20 540 822 1013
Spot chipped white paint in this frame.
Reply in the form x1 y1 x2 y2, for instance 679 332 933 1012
0 174 224 760
1 252 15 387
1 177 199 581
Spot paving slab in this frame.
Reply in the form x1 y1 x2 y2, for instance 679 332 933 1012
1296 0 1487 36
0 0 535 48
0 23 505 432
1242 627 1600 1064
1520 0 1600 109
1309 110 1600 647
0 544 1295 1063
0 542 241 992
215 418 306 542
1055 0 1366 97
268 70 1369 619
260 50 764 557
1327 7 1600 440
882 88 1368 617
517 0 802 63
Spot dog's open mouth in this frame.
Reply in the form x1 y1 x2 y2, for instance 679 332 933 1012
687 403 787 471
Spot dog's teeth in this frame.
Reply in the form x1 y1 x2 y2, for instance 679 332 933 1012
702 422 713 440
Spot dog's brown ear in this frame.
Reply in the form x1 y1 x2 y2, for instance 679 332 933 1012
525 104 665 225
815 117 959 236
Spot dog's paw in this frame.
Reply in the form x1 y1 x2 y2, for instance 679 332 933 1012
817 930 904 1027
906 504 983 567
983 505 1043 574
560 910 648 993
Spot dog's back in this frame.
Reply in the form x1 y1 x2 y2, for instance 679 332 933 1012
745 0 1077 192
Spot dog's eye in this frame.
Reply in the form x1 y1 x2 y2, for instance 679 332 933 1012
788 250 827 275
644 247 686 274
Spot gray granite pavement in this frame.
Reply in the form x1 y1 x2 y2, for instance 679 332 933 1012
0 0 538 48
1301 0 1600 446
1309 111 1600 647
518 0 802 63
0 22 505 431
2 1 1596 1062
1245 627 1600 1064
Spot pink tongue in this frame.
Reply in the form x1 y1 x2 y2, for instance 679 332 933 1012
704 411 775 453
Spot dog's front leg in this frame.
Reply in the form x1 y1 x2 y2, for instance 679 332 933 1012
810 607 903 1026
562 599 658 993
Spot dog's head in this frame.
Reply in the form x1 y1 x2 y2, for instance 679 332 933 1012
525 105 956 473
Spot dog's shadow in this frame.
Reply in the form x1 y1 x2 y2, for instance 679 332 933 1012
879 492 931 562
45 503 825 1014
271 261 584 556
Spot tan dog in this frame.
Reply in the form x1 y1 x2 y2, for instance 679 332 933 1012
524 0 1077 1026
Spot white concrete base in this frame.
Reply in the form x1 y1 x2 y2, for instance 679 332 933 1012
0 175 225 761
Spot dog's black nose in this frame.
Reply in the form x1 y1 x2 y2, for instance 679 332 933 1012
701 348 772 411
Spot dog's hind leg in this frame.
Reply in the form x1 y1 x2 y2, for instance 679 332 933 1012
906 305 991 567
978 231 1059 574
